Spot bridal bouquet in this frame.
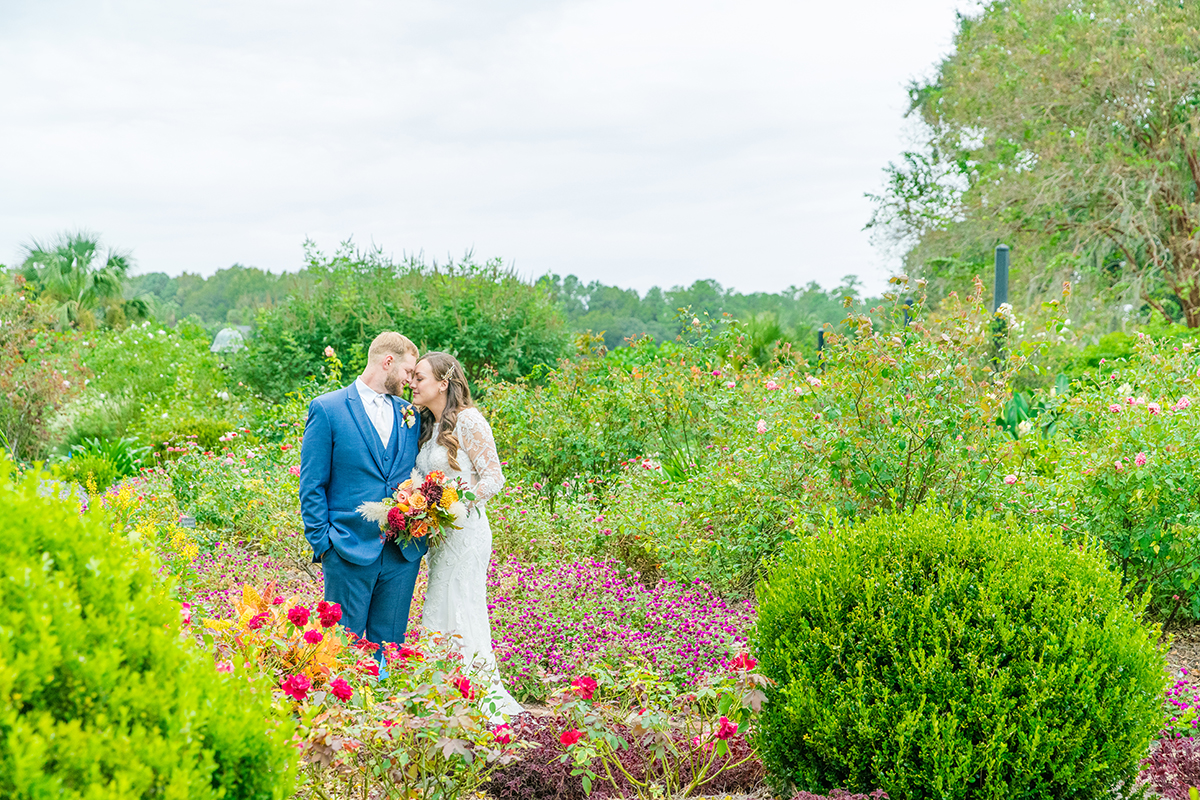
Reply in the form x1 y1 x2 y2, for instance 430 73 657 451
357 470 472 547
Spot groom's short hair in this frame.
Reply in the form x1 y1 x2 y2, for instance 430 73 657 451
368 331 418 363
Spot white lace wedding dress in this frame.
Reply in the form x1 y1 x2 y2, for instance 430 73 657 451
417 406 524 720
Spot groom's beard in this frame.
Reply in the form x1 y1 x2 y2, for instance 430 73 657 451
383 371 407 396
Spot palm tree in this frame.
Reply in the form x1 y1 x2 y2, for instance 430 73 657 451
20 232 140 329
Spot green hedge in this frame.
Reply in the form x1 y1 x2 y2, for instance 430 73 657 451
0 459 295 798
753 507 1166 800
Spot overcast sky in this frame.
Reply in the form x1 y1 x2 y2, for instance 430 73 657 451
0 0 969 295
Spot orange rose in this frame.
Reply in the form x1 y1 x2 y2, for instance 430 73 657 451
409 492 427 510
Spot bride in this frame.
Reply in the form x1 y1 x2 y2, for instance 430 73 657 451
410 351 524 719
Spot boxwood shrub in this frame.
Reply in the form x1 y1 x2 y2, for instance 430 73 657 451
753 507 1166 800
0 458 295 798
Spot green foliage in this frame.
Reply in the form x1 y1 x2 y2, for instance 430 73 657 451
753 506 1167 800
484 332 722 507
487 282 1034 594
129 264 307 327
873 0 1200 328
18 231 149 330
69 436 149 477
539 273 870 356
0 458 296 798
52 320 235 450
0 276 87 461
1001 334 1200 622
55 452 121 492
237 241 569 400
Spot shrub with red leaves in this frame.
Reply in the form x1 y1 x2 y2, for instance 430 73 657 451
483 714 763 799
483 717 587 800
1140 737 1200 800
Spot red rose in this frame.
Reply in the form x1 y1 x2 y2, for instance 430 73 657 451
715 716 738 740
317 601 342 628
730 652 757 671
570 676 598 700
493 724 513 745
287 606 310 627
560 729 584 747
354 659 380 677
328 677 353 701
454 676 474 699
247 612 269 630
281 673 311 701
303 629 323 644
354 638 380 654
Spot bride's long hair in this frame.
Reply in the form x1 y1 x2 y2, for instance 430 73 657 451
417 351 473 471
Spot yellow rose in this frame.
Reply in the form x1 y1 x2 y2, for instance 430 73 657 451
409 492 427 510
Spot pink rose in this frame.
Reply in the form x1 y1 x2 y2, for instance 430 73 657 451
765 380 780 391
725 381 736 389
304 629 323 644
730 653 757 671
317 601 342 628
1176 395 1194 411
571 676 598 700
324 346 336 358
494 724 514 745
216 660 233 674
756 419 767 434
1114 460 1124 472
329 677 353 701
715 716 739 740
1108 404 1121 413
806 375 822 387
180 603 192 626
287 606 310 627
354 659 380 677
1135 452 1148 467
247 612 269 630
281 674 311 701
454 675 474 699
288 465 301 476
1003 474 1017 485
560 729 584 747
1148 402 1162 415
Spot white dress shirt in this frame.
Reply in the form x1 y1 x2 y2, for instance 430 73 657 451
355 378 393 448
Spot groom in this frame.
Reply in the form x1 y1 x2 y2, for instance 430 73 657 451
299 331 427 648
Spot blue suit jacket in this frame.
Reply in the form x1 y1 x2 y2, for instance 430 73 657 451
299 382 427 566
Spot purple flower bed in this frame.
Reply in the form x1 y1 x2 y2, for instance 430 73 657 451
180 541 325 618
487 558 755 699
1166 671 1200 735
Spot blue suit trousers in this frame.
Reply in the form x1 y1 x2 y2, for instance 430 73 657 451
322 539 420 646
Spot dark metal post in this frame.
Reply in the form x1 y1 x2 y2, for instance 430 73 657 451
993 244 1010 312
816 329 826 373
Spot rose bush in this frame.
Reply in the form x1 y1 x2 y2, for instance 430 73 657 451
999 333 1200 620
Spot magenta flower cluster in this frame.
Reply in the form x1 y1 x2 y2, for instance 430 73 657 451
486 558 755 693
1165 671 1200 736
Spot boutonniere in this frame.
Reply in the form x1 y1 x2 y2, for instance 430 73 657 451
401 406 416 428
